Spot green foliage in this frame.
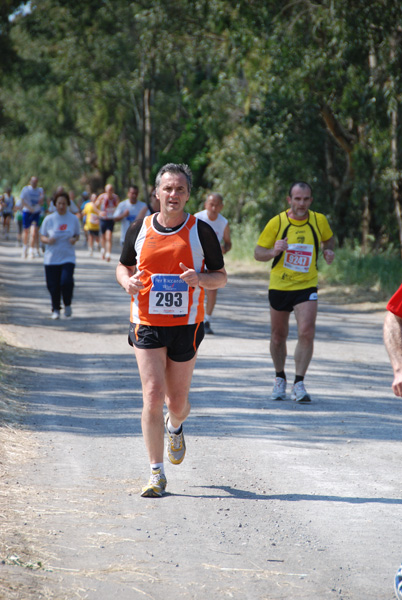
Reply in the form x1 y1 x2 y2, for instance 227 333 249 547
318 245 402 299
0 0 402 257
228 225 402 301
229 221 261 262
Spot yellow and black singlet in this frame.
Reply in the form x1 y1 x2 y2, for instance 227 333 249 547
257 210 333 291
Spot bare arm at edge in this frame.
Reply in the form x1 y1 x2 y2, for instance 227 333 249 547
384 311 402 397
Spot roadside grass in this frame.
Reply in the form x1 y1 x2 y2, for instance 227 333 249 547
318 247 402 300
227 223 402 302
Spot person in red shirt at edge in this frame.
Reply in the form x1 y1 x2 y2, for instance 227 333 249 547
383 285 402 600
384 284 402 397
116 163 227 497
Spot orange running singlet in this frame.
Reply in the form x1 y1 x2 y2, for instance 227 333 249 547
130 214 205 326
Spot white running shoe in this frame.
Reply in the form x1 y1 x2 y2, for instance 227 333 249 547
271 377 287 401
291 381 311 403
51 310 60 320
165 414 186 464
141 468 167 498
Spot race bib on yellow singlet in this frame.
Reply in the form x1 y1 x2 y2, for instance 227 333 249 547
89 214 99 224
149 274 189 315
283 244 313 273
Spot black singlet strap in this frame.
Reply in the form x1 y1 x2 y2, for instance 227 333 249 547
272 223 290 269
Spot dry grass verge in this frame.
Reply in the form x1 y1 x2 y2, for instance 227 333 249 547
0 334 45 598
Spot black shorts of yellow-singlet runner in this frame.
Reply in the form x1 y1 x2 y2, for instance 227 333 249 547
128 322 205 362
269 287 318 312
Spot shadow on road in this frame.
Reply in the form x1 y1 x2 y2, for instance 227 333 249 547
0 242 398 448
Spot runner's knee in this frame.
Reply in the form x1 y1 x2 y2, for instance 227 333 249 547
166 398 190 421
142 382 165 410
297 322 315 342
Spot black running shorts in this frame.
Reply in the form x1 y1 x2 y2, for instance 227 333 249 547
100 218 115 234
269 287 318 312
128 322 205 362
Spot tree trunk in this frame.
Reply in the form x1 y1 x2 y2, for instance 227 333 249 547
390 34 402 258
361 194 370 254
320 103 356 246
142 87 152 201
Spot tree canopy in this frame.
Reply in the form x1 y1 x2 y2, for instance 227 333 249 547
1 0 402 250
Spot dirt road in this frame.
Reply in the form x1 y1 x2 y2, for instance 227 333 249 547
0 231 401 600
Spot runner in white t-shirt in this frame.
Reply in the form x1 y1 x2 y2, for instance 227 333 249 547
195 193 231 334
40 191 80 320
113 186 149 245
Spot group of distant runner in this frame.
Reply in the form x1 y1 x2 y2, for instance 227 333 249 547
0 177 157 261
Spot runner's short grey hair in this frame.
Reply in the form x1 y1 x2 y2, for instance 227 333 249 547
288 181 312 197
155 163 193 193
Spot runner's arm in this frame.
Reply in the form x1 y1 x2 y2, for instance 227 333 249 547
192 220 227 289
116 219 144 294
94 194 103 210
136 205 149 221
321 236 335 264
200 268 227 290
40 233 56 245
384 311 402 397
116 262 144 295
222 224 232 254
113 207 129 222
254 239 288 262
20 196 35 213
179 263 227 290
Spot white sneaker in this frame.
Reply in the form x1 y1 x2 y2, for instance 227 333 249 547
141 468 167 498
290 381 311 403
21 247 28 258
100 248 105 259
271 377 287 400
105 252 111 262
51 310 60 320
64 306 72 318
165 414 186 464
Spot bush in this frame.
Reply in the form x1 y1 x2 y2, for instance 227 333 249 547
318 247 402 299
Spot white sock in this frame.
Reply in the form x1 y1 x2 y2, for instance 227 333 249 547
205 314 212 323
151 463 164 474
166 417 182 434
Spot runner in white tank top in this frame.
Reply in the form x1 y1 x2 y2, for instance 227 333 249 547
195 193 231 334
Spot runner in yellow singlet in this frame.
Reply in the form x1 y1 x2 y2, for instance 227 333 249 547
254 181 335 404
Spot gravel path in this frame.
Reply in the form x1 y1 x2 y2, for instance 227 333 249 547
0 231 400 600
